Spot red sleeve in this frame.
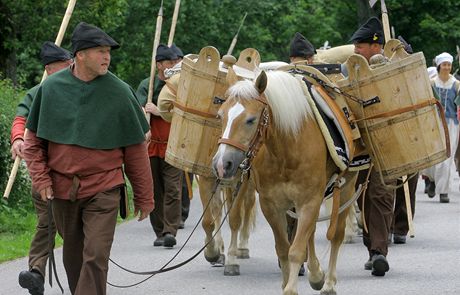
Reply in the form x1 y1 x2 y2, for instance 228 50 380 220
23 130 53 193
10 116 26 143
457 106 460 121
123 142 154 213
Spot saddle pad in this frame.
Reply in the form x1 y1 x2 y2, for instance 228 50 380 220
299 76 370 171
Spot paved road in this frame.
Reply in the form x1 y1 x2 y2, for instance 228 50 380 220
1 176 459 295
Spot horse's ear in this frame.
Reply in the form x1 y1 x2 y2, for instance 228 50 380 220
255 71 267 94
226 67 239 86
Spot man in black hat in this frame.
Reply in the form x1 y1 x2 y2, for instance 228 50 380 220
289 32 316 64
136 44 183 248
348 16 393 277
23 22 154 295
11 41 72 295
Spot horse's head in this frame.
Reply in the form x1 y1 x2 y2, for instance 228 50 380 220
212 70 269 180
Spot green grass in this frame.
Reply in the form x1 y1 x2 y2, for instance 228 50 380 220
0 184 136 263
0 211 63 263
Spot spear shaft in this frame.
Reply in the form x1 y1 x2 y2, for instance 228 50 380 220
3 0 77 199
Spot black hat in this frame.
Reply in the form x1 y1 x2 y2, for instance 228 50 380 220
71 22 120 54
170 44 184 58
349 17 384 44
40 41 72 66
289 32 316 58
156 44 178 62
397 35 413 54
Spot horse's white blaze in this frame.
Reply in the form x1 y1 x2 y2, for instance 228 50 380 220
216 102 246 177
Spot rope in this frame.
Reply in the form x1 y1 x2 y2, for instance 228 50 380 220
107 177 245 288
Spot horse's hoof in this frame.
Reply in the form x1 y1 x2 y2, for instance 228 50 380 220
224 264 240 276
320 288 337 295
204 253 220 264
237 248 250 259
309 271 325 291
210 254 225 267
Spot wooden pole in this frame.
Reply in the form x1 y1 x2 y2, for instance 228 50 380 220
3 0 77 199
226 12 247 56
380 0 391 43
167 0 180 46
402 175 415 237
145 1 164 122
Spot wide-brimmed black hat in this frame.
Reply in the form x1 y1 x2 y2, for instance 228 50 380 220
40 41 72 66
71 22 120 54
156 44 178 62
170 44 184 58
349 17 384 44
289 32 316 58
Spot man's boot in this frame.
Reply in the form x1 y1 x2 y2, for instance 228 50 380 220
18 270 44 295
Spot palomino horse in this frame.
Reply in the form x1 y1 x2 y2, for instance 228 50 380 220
212 70 357 295
196 175 256 276
157 69 257 276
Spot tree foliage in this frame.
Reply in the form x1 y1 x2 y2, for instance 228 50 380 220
0 0 459 88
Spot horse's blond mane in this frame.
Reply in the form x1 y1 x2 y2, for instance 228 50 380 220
227 71 312 135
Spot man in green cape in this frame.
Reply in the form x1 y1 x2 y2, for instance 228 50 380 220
23 22 154 295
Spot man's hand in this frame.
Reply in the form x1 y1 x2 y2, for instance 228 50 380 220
134 206 154 221
145 130 151 143
11 139 24 160
145 102 160 116
39 186 54 202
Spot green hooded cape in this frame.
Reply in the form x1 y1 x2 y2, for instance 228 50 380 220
26 68 149 149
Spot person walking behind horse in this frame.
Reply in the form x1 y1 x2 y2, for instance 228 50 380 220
23 22 154 295
11 41 72 295
284 31 316 276
169 44 193 229
423 52 460 203
136 44 183 247
349 17 395 277
289 32 316 65
390 36 418 245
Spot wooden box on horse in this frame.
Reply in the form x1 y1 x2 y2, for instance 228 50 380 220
165 46 259 177
336 39 449 181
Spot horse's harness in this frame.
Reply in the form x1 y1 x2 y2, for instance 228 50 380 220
217 94 271 176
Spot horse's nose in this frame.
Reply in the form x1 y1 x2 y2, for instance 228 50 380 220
213 153 235 179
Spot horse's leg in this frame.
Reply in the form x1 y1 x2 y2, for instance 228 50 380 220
237 180 256 259
224 186 240 275
259 198 290 289
321 173 358 295
199 177 224 265
306 229 325 290
284 202 323 295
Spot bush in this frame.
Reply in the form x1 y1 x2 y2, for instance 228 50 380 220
0 79 32 211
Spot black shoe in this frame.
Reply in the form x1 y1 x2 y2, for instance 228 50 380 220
163 233 177 248
427 181 436 198
18 270 44 295
440 194 450 203
178 220 185 229
364 258 372 270
393 234 406 244
423 178 430 193
298 263 305 276
371 254 389 276
153 236 164 247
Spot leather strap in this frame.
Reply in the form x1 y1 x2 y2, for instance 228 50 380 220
218 138 249 152
351 98 437 123
48 201 64 293
172 101 217 119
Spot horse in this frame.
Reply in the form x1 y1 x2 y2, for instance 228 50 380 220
212 69 358 295
157 68 257 276
196 175 256 276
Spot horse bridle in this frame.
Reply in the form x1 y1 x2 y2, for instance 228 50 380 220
217 94 270 173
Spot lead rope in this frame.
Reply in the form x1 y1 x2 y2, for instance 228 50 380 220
47 200 63 293
107 177 244 288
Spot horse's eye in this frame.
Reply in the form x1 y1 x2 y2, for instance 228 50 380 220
246 117 257 125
